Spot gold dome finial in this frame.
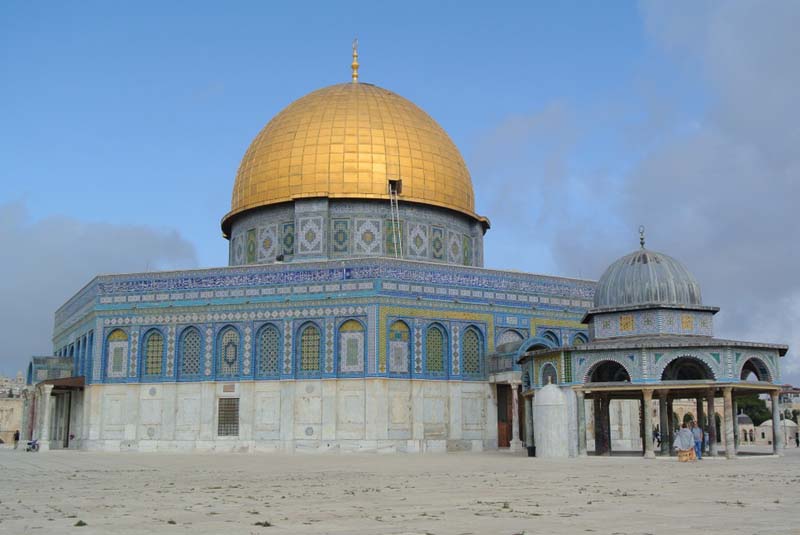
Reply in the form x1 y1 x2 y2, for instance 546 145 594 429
351 38 359 83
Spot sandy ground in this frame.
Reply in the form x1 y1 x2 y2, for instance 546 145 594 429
1 446 798 535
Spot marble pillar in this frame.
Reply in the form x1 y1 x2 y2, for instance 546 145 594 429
666 398 675 455
524 395 534 450
771 391 783 455
658 393 669 455
593 397 603 455
706 390 717 457
642 390 655 458
576 390 586 456
723 387 735 459
733 400 739 453
594 395 611 456
510 383 523 452
39 384 54 451
696 396 705 453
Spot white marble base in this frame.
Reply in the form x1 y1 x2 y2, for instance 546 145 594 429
61 379 497 453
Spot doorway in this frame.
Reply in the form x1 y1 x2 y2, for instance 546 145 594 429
497 384 512 447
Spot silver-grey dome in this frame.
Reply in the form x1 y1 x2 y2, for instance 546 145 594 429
593 249 702 308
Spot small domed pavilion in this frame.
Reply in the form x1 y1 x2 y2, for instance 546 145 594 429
519 233 788 458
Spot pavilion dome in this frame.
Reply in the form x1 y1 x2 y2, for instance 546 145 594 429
737 413 753 426
221 81 487 236
593 248 702 309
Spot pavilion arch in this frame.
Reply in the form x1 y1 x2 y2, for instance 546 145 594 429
541 330 560 346
584 359 632 383
540 362 558 386
517 336 557 355
660 355 716 381
739 356 773 383
571 333 588 346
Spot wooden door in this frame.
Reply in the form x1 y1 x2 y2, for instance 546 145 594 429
497 384 512 447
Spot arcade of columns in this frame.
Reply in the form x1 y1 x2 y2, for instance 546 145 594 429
522 383 784 458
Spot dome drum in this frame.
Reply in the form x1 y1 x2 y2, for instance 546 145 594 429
227 197 485 267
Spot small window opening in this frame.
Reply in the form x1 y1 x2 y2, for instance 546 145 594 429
217 398 240 436
388 179 402 195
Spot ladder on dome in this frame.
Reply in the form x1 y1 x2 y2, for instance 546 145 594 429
388 179 403 259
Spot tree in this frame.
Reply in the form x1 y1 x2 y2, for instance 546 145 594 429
737 394 771 426
683 412 695 424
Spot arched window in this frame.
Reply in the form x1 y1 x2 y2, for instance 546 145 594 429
217 327 240 377
299 324 321 373
541 362 558 386
143 331 164 376
257 324 281 377
542 330 559 346
462 327 482 376
339 320 365 373
107 329 129 378
497 329 523 346
389 320 411 373
572 333 588 346
180 327 202 376
425 325 446 374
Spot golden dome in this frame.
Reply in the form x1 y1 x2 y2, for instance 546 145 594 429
222 82 487 235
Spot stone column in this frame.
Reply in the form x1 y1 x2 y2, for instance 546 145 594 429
666 398 675 455
39 384 54 451
524 395 534 452
596 394 611 456
696 396 705 454
576 390 587 456
722 387 735 459
732 399 739 453
509 383 523 452
659 392 669 455
706 390 717 457
771 390 783 455
642 389 655 458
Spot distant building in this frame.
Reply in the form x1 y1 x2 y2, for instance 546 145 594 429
0 372 25 398
0 397 23 445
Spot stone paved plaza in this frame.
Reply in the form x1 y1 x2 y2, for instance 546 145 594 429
1 447 798 534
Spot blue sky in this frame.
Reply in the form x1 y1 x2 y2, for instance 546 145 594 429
2 1 798 384
1 1 659 269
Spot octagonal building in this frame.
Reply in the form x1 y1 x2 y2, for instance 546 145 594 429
22 56 594 453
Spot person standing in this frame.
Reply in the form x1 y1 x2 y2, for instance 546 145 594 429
690 421 703 460
13 429 20 449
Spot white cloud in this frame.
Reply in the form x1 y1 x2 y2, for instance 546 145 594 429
0 202 197 376
474 0 800 384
